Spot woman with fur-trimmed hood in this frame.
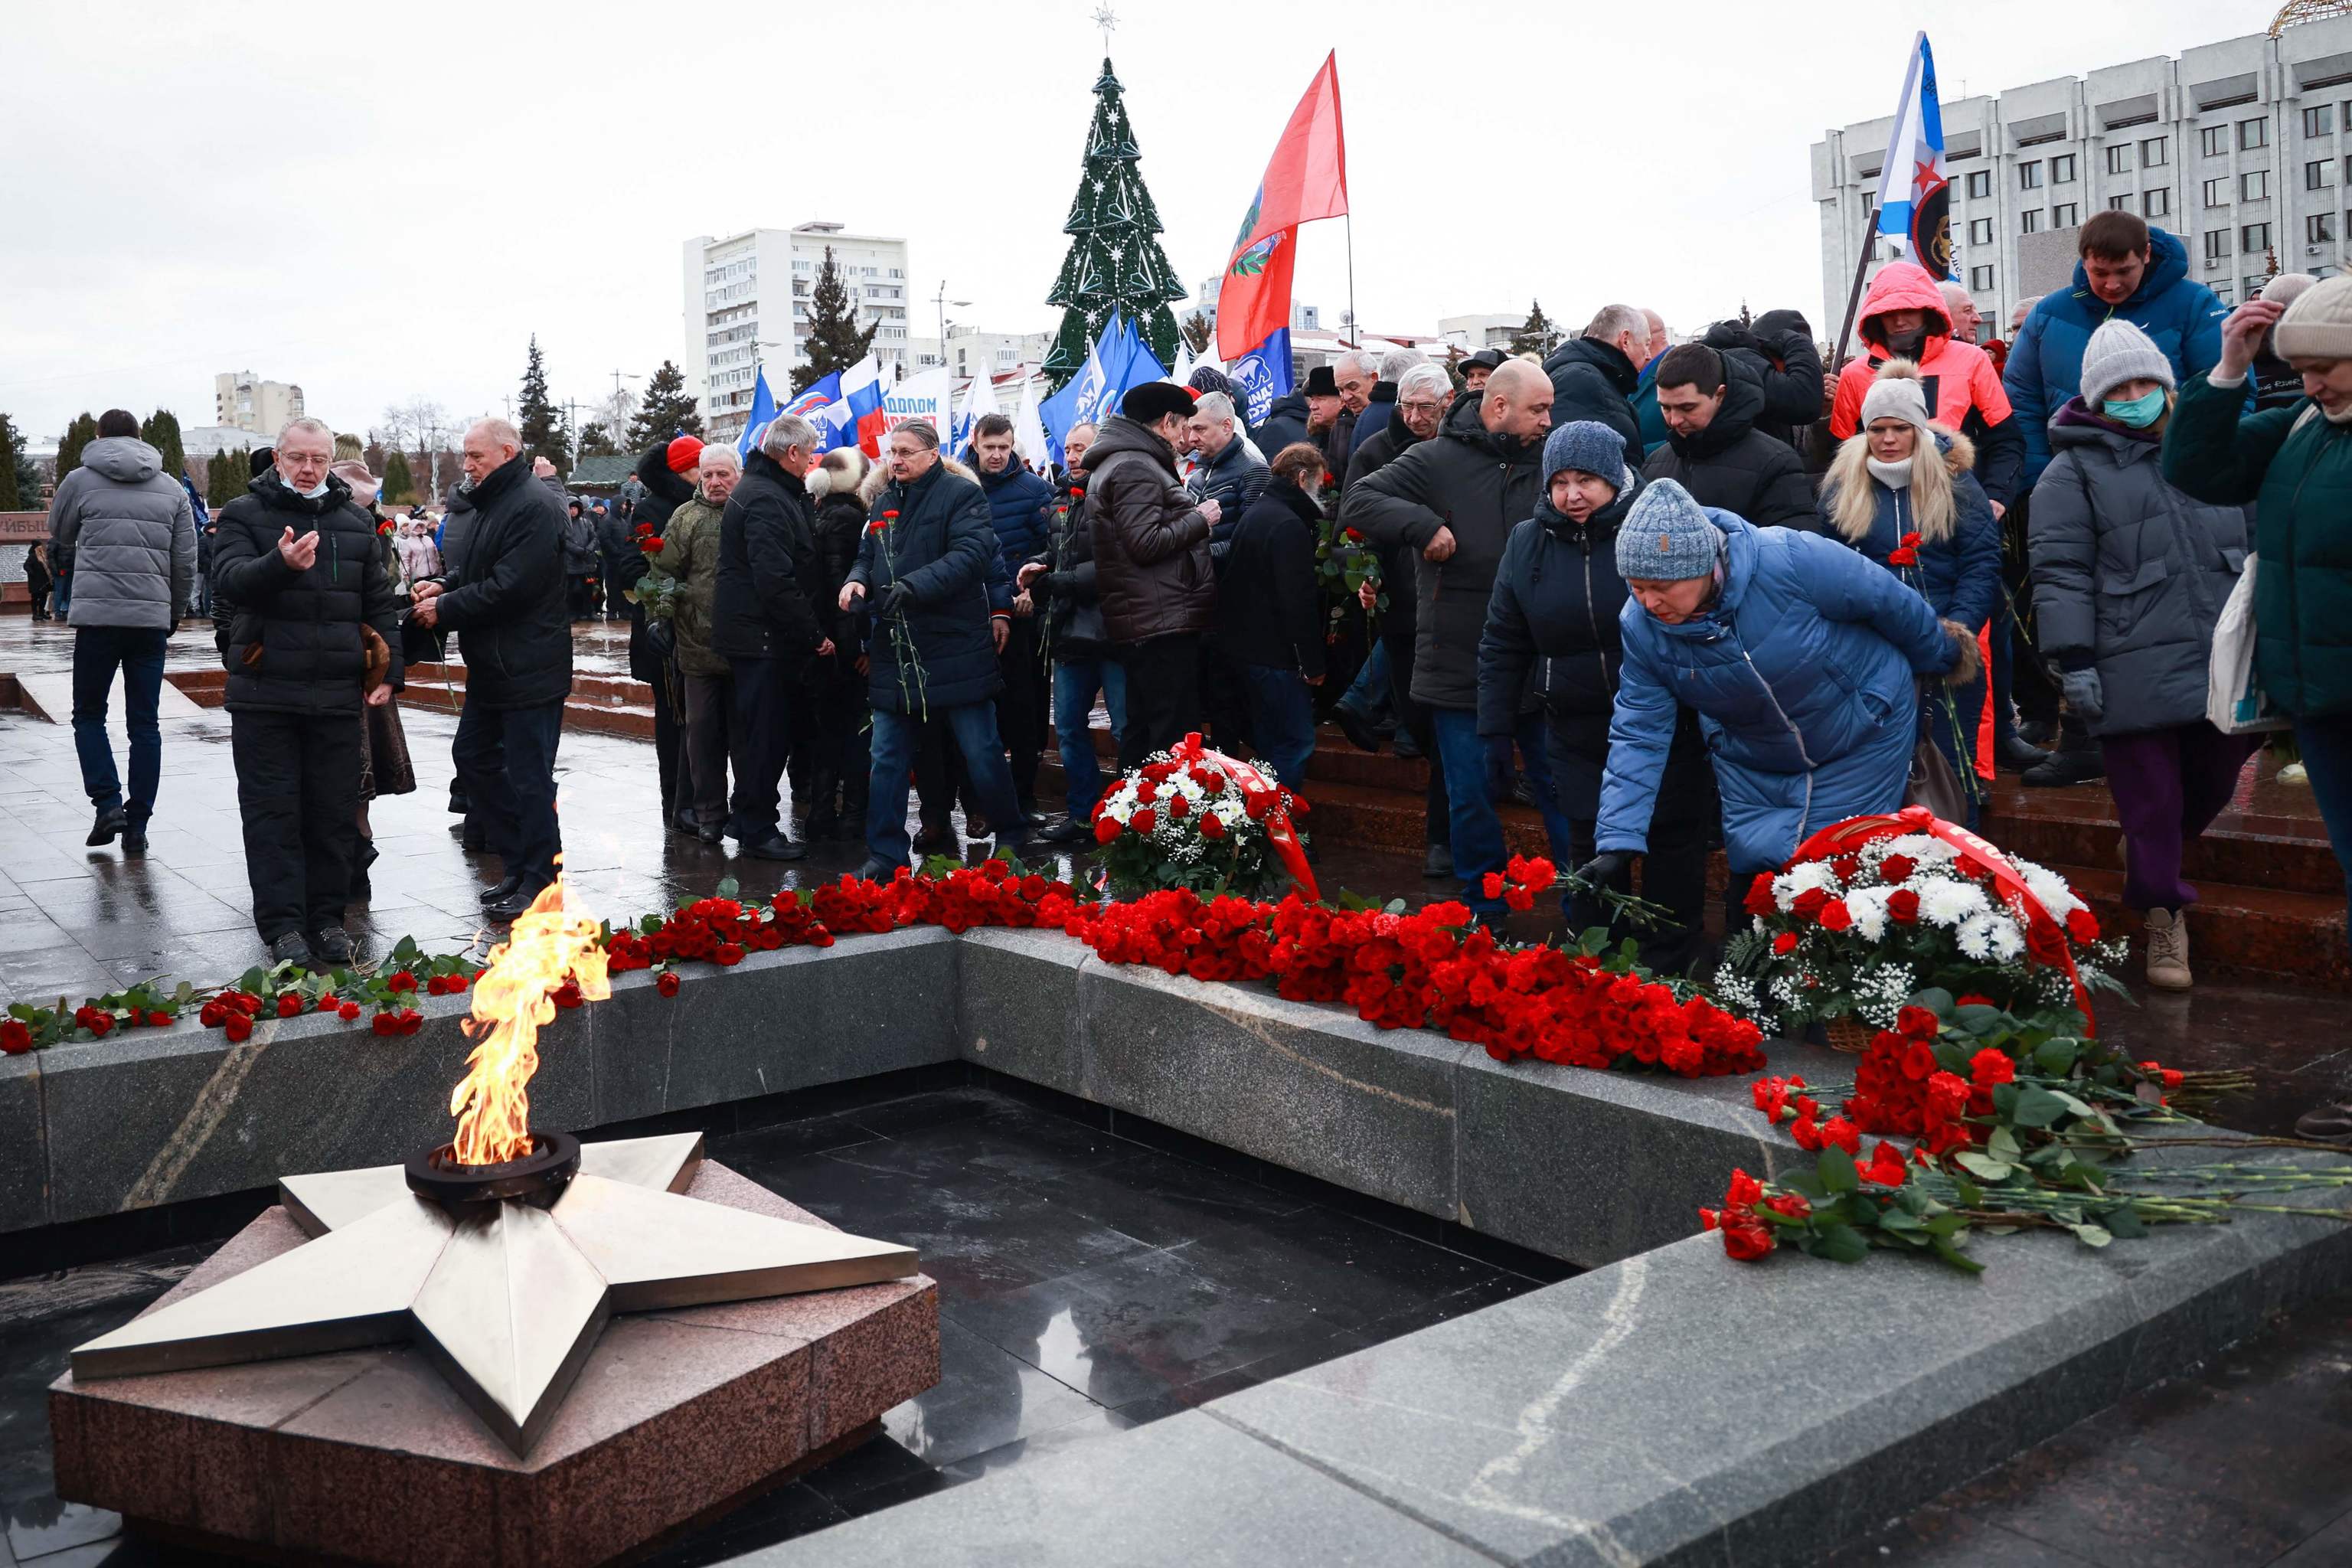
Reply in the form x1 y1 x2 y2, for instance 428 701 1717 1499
802 446 874 839
1815 359 2003 816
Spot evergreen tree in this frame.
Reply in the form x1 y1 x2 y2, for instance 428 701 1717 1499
56 412 98 481
792 247 878 394
206 448 246 508
1180 311 1213 355
364 438 387 472
1508 300 1559 358
626 361 702 448
517 335 570 473
575 421 619 459
139 410 186 479
0 413 21 510
1042 57 1186 384
382 449 416 505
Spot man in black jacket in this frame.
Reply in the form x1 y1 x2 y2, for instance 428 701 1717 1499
1216 444 1327 789
1541 305 1648 452
212 418 403 965
1341 360 1576 914
410 418 572 920
710 414 828 861
1641 345 1816 527
1701 312 1825 450
1021 424 1127 842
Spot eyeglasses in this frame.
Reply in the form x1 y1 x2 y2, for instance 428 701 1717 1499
1399 400 1446 416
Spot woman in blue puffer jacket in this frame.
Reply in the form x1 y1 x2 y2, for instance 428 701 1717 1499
1815 359 2003 822
1586 480 1976 884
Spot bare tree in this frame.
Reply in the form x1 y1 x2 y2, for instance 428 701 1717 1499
593 387 637 445
381 397 450 502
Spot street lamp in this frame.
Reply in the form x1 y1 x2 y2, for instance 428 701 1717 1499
933 282 969 371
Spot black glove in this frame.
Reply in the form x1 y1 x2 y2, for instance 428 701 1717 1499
876 581 913 619
1576 852 1631 887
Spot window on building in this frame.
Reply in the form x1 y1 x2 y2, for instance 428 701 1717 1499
2143 188 2170 217
2019 160 2044 189
2105 144 2132 175
2213 281 2234 304
2053 153 2078 183
2245 168 2271 201
2311 104 2337 139
1968 216 1995 245
1970 263 1996 291
2241 117 2270 151
2200 124 2230 158
2204 176 2230 207
2142 136 2169 167
2110 194 2135 211
2313 159 2340 190
2053 202 2079 227
2206 227 2233 260
2312 212 2337 244
1966 168 1992 199
2243 220 2273 253
2020 207 2043 234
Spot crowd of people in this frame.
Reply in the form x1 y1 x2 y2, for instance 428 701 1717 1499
33 211 2352 1015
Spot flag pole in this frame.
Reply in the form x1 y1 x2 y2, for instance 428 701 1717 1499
1833 204 1877 371
1344 212 1357 348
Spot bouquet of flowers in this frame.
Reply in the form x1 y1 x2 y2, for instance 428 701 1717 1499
1089 733 1312 901
1714 807 2128 1045
1314 492 1386 638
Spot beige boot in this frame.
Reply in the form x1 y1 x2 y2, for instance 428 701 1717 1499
2144 907 2191 991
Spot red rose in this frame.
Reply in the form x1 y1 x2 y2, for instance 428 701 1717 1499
2025 915 2070 966
1762 1191 1811 1220
1771 932 1798 956
656 972 681 997
1880 854 1916 884
2066 907 2099 944
371 1012 397 1036
1200 814 1226 840
0 1021 29 1055
1819 900 1853 933
225 1013 253 1042
1886 890 1921 923
200 1002 224 1027
387 971 416 992
1791 887 1829 920
1955 992 1997 1007
1093 815 1121 844
276 994 302 1018
1897 1004 1940 1040
1167 795 1189 818
1743 874 1778 916
1721 1218 1775 1261
1130 810 1157 836
148 1011 172 1027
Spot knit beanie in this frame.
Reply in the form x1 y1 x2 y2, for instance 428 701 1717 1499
665 435 705 474
1857 361 1932 431
1615 479 1723 582
1187 367 1235 401
2274 273 2352 361
2076 319 2176 404
2262 272 2318 309
1542 421 1627 485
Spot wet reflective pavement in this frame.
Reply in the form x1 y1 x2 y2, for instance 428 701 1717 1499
0 1084 1564 1566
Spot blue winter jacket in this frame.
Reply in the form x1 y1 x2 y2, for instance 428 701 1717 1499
1596 511 1957 874
975 461 1052 590
847 462 1004 714
1810 431 2002 632
2003 227 2230 485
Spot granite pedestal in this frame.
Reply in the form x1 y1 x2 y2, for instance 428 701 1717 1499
47 1159 939 1568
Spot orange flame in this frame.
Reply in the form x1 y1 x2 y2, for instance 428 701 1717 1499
448 877 610 1165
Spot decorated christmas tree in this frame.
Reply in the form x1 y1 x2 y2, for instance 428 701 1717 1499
1043 57 1185 385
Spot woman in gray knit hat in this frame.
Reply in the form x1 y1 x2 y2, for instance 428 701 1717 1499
2031 318 2252 991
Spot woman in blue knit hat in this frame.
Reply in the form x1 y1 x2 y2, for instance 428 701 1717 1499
1584 479 1976 888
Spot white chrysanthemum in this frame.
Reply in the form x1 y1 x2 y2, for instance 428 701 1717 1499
1212 798 1244 827
1772 861 1840 909
1918 878 1989 927
2015 861 2085 919
1844 887 1891 942
1881 833 1958 864
1958 912 2024 962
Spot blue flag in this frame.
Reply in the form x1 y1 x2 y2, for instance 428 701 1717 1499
1040 311 1171 454
1227 328 1293 426
736 365 779 459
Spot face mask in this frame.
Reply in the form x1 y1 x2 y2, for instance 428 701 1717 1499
1883 327 1928 359
280 472 328 498
2102 388 2166 428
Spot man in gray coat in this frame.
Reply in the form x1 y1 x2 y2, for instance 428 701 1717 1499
47 408 196 851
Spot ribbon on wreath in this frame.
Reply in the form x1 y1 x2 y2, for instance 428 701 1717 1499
1171 733 1319 903
1787 805 2093 1034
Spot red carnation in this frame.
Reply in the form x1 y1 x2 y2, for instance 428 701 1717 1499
2065 907 2099 944
338 1002 361 1021
1482 872 1506 900
1969 1047 2016 1088
883 510 900 520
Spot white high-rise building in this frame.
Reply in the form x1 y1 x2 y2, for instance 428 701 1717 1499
1812 10 2352 350
681 222 914 445
214 371 305 438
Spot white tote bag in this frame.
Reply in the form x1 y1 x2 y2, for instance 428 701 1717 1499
2207 552 2294 734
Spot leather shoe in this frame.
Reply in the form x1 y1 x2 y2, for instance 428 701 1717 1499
743 834 809 861
1034 816 1089 844
310 926 353 966
1997 733 2050 773
122 816 149 853
1333 704 1383 754
670 807 701 837
1423 843 1454 879
87 804 128 847
483 880 549 921
479 872 524 906
1392 728 1423 761
856 857 901 881
2022 747 2105 788
696 820 724 845
266 931 313 968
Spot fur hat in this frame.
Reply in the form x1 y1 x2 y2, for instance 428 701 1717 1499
1120 381 1197 425
2076 319 2175 404
1615 479 1723 583
1859 359 1932 431
2274 273 2352 362
1305 364 1340 397
808 446 868 501
1542 421 1627 485
665 435 705 474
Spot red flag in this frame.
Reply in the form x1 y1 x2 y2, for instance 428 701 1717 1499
1236 52 1349 252
1215 53 1347 362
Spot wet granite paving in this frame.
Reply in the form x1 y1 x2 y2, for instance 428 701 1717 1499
0 1084 1565 1565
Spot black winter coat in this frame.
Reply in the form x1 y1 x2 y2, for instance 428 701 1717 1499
431 453 572 710
711 450 825 665
1541 337 1643 453
1256 392 1313 458
614 446 695 681
213 473 404 716
1217 480 1326 680
848 460 1003 714
1344 407 1430 648
1706 315 1825 450
1341 392 1545 710
808 482 871 653
1642 358 1817 528
1087 416 1216 643
1025 483 1112 659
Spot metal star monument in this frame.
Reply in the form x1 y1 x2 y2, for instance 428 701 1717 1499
69 1132 916 1455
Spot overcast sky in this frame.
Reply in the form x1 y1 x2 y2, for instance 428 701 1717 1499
0 0 2264 444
